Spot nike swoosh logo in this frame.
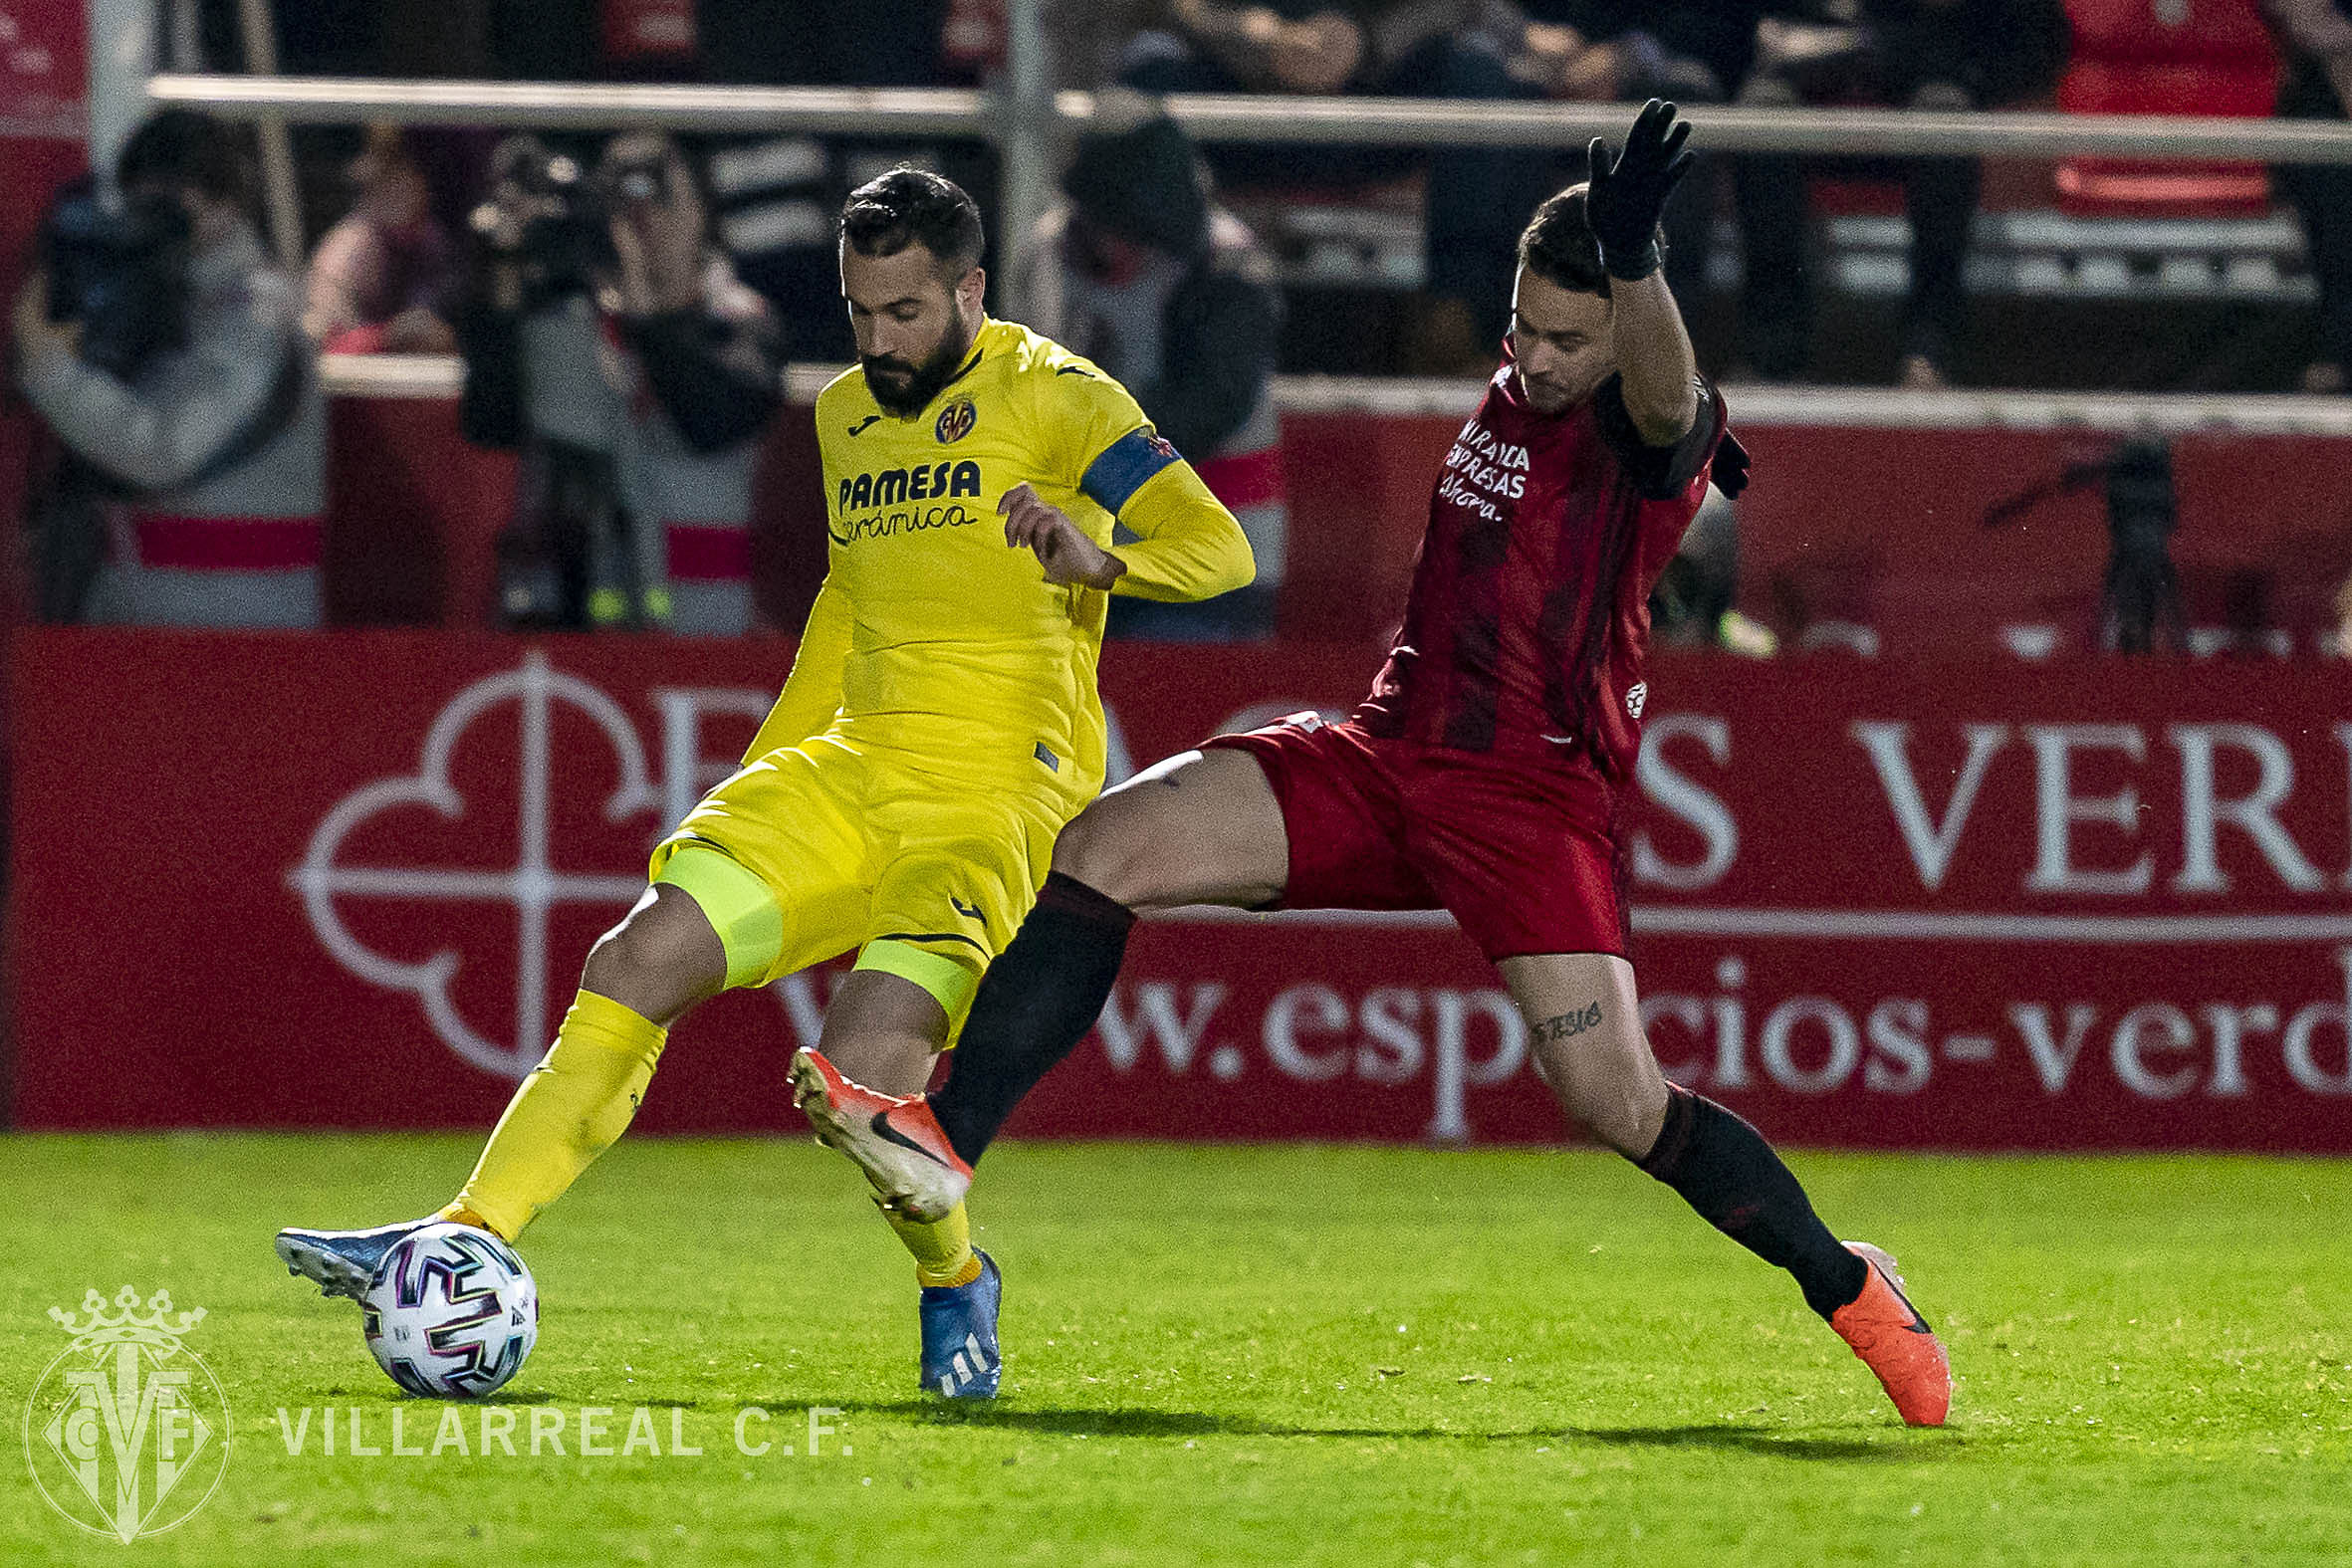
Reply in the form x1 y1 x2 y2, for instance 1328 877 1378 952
870 1111 953 1169
1878 1270 1934 1334
847 414 881 436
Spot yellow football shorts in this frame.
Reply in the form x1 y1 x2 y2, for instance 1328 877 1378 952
646 734 1071 1033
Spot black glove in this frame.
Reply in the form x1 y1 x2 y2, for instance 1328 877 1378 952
1585 99 1695 282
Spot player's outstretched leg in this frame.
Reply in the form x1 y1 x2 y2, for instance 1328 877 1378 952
1502 951 1952 1427
788 866 1136 1223
792 963 999 1397
274 882 725 1301
936 746 1289 1167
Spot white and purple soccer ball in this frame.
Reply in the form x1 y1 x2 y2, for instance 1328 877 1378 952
360 1222 539 1399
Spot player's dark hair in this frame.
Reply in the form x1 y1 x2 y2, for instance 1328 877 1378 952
116 110 254 210
1517 185 1614 298
840 166 985 283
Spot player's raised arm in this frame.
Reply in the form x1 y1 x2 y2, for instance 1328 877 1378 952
741 574 852 764
1585 100 1701 446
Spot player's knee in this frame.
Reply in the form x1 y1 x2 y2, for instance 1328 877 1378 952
1048 808 1149 907
1564 1097 1651 1160
581 894 724 1016
1542 1065 1663 1160
578 925 654 1006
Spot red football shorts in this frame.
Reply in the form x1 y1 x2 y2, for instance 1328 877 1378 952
1201 714 1629 962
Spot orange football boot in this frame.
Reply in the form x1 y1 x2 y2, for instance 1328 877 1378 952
790 1046 974 1223
1829 1241 1953 1427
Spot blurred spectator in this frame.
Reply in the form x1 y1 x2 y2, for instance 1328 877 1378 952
1732 0 2070 386
1118 2 1564 369
2261 0 2352 394
9 111 326 627
1649 488 1779 655
1515 2 1742 105
1519 2 1770 315
694 0 959 359
1045 0 1171 86
1116 4 1742 368
459 131 785 636
1018 112 1287 638
304 123 461 355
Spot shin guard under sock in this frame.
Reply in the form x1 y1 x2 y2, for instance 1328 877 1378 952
885 1201 982 1288
930 871 1135 1167
444 990 667 1241
1635 1085 1870 1319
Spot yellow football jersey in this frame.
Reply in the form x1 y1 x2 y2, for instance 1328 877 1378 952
747 317 1253 798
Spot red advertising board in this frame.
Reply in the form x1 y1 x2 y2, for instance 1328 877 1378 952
1279 413 2352 654
0 0 83 140
316 389 2352 659
10 628 2351 1150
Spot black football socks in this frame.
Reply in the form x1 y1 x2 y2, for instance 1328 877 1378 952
1635 1084 1870 1319
933 881 1869 1323
929 871 1138 1167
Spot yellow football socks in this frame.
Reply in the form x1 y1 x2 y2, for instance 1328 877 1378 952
885 1201 982 1288
439 990 667 1242
441 986 981 1288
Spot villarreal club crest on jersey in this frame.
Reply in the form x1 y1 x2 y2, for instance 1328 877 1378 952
934 395 977 444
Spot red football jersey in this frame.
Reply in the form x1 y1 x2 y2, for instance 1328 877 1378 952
1354 360 1745 781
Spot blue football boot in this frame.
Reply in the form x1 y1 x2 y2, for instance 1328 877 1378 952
274 1219 440 1300
919 1248 1003 1399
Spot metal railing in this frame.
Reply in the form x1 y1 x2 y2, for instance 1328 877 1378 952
146 74 2352 162
145 76 1003 136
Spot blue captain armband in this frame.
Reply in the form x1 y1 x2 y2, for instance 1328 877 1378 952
1078 427 1183 515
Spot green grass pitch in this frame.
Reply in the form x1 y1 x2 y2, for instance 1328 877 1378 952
2 1133 2347 1565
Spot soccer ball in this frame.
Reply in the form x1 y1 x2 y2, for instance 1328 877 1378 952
360 1222 539 1399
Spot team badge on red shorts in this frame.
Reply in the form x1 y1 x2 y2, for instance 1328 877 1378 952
934 397 977 444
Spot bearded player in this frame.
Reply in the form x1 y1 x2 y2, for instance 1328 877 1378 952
275 168 1253 1400
793 105 1952 1426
